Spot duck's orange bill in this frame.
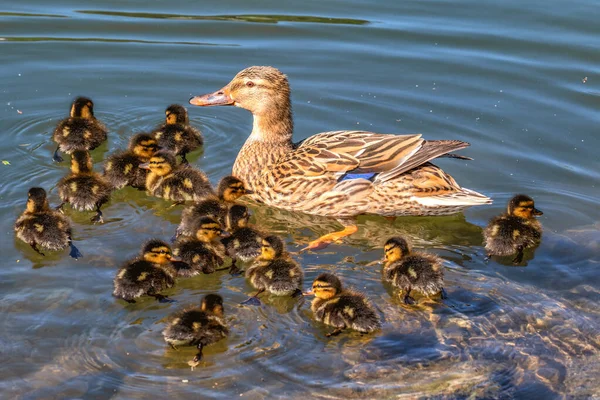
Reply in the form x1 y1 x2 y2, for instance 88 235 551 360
303 290 315 296
189 86 234 106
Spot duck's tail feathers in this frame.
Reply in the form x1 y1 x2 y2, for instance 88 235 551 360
415 187 492 207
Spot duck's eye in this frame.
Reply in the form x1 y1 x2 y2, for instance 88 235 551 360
246 81 255 88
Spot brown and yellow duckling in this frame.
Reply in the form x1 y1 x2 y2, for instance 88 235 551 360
113 239 178 303
103 133 159 189
382 237 446 305
173 217 227 276
140 150 213 203
176 176 252 240
222 205 263 275
57 150 112 223
153 104 203 164
304 273 380 337
484 194 543 264
14 187 82 259
242 235 303 305
162 294 228 367
52 96 107 163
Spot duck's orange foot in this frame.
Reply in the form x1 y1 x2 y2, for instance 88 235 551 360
301 225 358 252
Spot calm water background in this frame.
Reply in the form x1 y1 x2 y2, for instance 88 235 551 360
1 0 599 398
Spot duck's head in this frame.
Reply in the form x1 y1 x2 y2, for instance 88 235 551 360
508 194 543 219
217 176 253 202
139 150 177 176
189 66 291 119
383 237 411 264
129 133 159 160
165 104 189 125
70 97 95 119
258 235 285 261
305 273 343 299
26 187 49 212
141 239 177 264
71 150 93 174
226 204 250 230
195 216 224 242
201 294 224 317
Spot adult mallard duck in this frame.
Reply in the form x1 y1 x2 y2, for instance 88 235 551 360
189 66 491 249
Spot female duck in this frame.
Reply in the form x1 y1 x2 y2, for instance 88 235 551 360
242 235 303 305
57 150 112 223
140 150 213 203
176 176 252 239
173 216 227 276
113 239 178 303
381 237 446 304
189 66 491 249
222 205 263 274
153 104 203 164
103 133 159 189
305 273 380 337
52 97 107 162
484 194 543 264
14 187 82 258
162 294 228 366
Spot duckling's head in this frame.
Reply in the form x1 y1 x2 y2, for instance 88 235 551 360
70 97 94 119
226 205 250 230
129 133 159 160
165 104 189 125
70 150 93 174
311 273 343 300
258 235 285 261
139 150 177 176
26 187 49 212
508 194 543 219
217 176 253 202
141 239 175 264
384 237 411 263
195 216 224 242
190 66 291 118
201 294 224 317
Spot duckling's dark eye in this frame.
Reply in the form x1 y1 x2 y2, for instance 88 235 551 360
246 81 255 87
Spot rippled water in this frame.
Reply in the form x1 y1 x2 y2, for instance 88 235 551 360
1 1 599 398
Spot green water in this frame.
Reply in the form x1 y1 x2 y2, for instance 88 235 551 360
1 1 599 398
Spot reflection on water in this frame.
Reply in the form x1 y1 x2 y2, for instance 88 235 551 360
1 0 599 397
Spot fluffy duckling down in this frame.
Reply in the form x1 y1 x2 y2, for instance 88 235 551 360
14 187 82 258
306 273 380 337
140 150 213 203
173 216 227 276
176 176 252 239
484 194 543 264
162 294 228 367
382 237 445 304
52 97 107 162
103 133 159 190
153 104 203 164
57 150 112 223
242 235 303 305
113 239 178 303
222 205 263 274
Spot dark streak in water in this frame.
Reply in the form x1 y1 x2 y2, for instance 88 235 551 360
0 12 68 18
0 37 238 47
76 10 370 25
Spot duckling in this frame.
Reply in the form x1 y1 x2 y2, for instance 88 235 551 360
222 205 263 274
14 187 82 259
382 237 445 305
103 133 159 189
173 216 227 276
52 97 108 163
242 235 303 305
113 239 178 303
153 104 203 164
484 194 543 264
306 273 380 337
140 150 213 203
56 150 112 223
162 294 228 366
176 176 252 239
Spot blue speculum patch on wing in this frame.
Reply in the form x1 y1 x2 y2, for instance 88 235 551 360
338 172 378 182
